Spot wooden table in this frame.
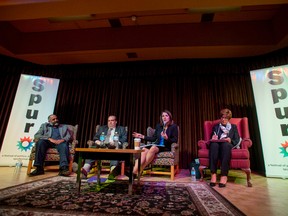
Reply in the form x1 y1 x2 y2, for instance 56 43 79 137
75 148 142 195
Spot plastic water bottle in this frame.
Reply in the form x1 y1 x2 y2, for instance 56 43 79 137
14 159 23 173
191 167 196 182
113 131 119 149
100 132 105 147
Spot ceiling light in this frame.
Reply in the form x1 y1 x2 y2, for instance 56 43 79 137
131 15 137 22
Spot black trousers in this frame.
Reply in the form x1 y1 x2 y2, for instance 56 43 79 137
209 141 233 176
34 139 69 168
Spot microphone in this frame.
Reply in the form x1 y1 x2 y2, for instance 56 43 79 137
163 122 166 133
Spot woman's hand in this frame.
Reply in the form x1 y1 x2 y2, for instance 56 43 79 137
211 132 218 140
132 132 144 139
161 131 168 140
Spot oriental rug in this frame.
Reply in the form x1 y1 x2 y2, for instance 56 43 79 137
0 176 245 216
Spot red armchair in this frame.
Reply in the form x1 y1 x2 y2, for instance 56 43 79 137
197 117 253 187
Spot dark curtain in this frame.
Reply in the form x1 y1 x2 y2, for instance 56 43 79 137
1 47 288 174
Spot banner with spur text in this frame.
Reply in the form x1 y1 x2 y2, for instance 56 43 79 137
250 65 288 178
0 74 59 166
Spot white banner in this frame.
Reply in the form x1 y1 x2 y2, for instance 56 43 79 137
250 65 288 178
0 74 59 166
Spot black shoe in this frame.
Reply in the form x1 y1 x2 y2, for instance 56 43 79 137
219 183 226 188
210 182 216 187
81 168 88 179
108 172 116 180
29 168 44 177
111 165 121 176
123 170 137 180
124 170 131 177
59 166 70 177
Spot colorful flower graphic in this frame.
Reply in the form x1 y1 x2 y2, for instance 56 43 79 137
279 141 288 157
17 136 34 152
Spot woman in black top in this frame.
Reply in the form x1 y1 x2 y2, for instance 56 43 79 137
209 108 240 188
132 110 178 175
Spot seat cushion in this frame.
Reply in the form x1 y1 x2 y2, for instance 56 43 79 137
152 158 176 166
156 151 175 158
231 149 250 159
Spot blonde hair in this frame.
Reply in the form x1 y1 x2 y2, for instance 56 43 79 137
220 108 232 120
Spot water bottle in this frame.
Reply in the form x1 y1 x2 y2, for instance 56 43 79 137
14 159 23 173
100 132 105 147
113 131 119 149
191 167 196 182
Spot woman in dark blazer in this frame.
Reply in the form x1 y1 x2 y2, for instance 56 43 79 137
209 108 240 188
132 110 178 175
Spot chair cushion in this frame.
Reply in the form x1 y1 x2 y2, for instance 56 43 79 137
156 151 175 158
152 158 176 166
231 149 250 159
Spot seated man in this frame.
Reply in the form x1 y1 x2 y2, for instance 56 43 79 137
81 115 127 179
28 114 71 177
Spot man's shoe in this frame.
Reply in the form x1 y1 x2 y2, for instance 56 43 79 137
72 162 78 173
123 170 137 180
59 167 70 177
28 168 44 177
108 172 116 180
107 165 121 180
124 170 131 177
81 168 88 179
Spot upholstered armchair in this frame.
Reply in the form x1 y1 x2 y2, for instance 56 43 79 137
144 126 180 180
26 124 78 175
197 118 252 187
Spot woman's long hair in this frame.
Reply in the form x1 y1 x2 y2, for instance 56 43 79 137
159 109 174 126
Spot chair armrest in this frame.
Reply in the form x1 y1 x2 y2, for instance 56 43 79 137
171 143 179 152
171 142 180 164
198 140 208 149
241 138 252 149
71 139 78 149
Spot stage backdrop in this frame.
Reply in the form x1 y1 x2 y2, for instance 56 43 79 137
0 74 59 166
250 65 288 178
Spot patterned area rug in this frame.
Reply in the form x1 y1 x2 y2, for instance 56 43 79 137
0 176 245 216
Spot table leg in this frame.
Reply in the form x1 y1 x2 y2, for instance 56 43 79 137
137 153 141 183
77 153 82 194
128 154 133 195
97 160 101 185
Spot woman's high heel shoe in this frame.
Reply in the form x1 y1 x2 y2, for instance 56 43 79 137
210 182 216 187
210 173 217 187
219 183 226 188
219 176 227 188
